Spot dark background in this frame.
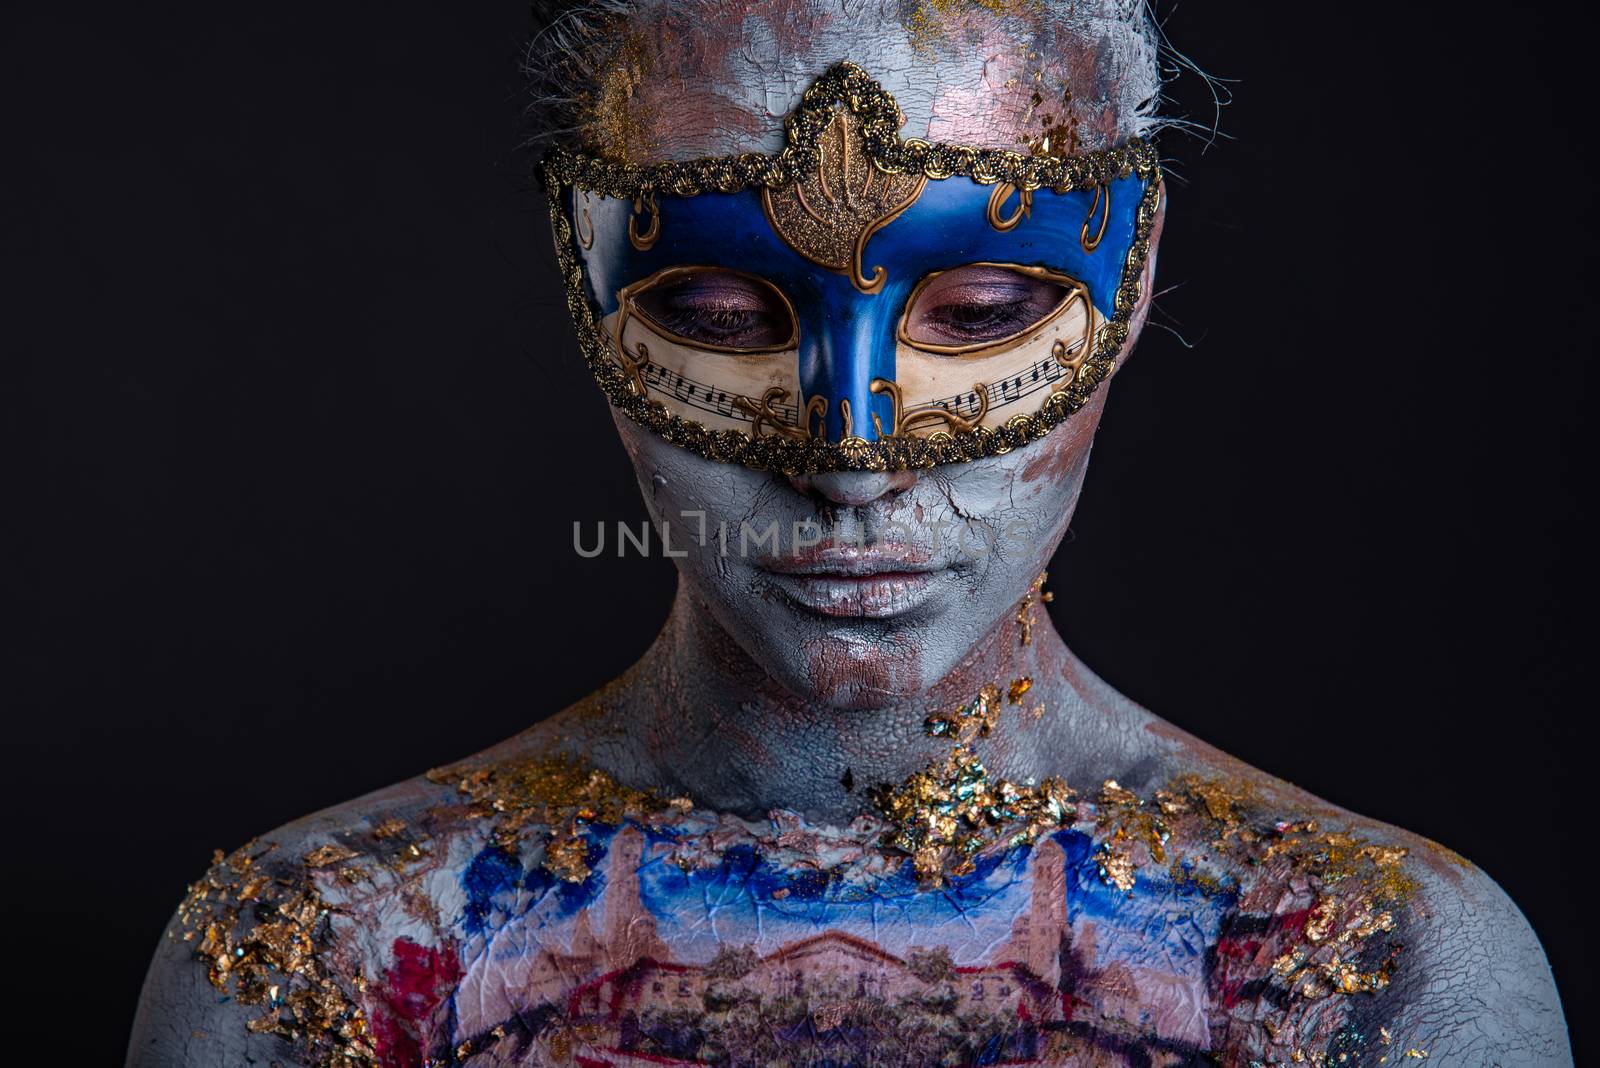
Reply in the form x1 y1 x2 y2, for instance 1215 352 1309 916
7 1 1594 1061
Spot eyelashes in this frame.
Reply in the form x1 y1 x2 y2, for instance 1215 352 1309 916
900 266 1077 351
626 265 1080 354
916 296 1047 342
649 302 786 348
631 269 795 351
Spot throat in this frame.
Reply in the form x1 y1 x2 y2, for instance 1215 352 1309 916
600 577 1086 824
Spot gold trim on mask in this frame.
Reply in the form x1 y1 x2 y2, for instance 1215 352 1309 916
1051 336 1094 390
870 377 989 437
986 183 1033 232
618 339 651 396
1081 182 1111 253
732 387 823 441
574 198 596 251
629 193 660 251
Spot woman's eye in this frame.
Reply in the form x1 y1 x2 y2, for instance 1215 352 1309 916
902 265 1076 350
632 269 794 351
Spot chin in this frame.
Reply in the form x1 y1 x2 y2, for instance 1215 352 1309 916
752 619 945 711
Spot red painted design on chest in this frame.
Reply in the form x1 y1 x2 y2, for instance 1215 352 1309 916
372 937 464 1068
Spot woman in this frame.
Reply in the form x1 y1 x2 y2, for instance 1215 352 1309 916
129 2 1569 1065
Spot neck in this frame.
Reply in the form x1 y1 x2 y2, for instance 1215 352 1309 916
596 581 1143 823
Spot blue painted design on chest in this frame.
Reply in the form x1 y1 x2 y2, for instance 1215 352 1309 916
1055 830 1234 980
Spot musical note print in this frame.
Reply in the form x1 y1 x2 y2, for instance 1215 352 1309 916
624 325 1103 438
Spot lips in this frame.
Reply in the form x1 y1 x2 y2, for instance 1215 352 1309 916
757 544 947 619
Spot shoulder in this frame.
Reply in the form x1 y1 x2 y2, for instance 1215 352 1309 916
1265 770 1567 1063
1116 701 1570 1064
126 736 555 1068
126 774 436 1067
1380 845 1569 1065
1171 741 1570 1066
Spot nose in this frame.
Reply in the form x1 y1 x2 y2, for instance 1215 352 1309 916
788 469 918 508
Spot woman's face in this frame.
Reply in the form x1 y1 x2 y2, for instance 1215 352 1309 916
568 4 1163 708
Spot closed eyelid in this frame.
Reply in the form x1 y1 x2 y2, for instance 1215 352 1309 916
914 268 1058 302
898 263 1085 352
664 285 773 311
921 282 1037 305
623 265 797 351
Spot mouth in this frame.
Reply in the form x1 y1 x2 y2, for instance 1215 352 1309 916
757 545 948 619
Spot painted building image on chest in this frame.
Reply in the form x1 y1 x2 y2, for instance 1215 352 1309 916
127 2 1571 1067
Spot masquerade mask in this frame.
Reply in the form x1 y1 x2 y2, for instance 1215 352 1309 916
541 62 1161 473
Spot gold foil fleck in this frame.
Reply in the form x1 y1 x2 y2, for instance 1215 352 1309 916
1015 572 1050 646
175 843 376 1067
876 685 1077 886
428 753 677 882
303 844 360 868
544 834 592 884
371 817 406 839
1099 779 1139 807
1095 842 1137 891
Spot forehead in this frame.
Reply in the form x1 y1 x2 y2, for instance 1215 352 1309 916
577 0 1157 162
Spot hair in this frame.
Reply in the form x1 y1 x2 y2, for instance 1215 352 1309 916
519 0 1206 162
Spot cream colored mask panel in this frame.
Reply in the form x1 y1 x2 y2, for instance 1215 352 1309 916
886 263 1104 436
599 266 807 438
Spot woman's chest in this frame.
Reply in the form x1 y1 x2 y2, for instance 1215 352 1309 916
267 766 1419 1067
342 823 1288 1066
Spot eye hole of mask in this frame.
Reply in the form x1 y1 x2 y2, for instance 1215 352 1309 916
629 267 797 352
900 264 1083 352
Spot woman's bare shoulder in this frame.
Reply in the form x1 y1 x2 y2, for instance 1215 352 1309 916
125 727 570 1068
1134 712 1570 1065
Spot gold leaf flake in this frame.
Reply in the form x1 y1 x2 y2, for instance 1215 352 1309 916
302 844 360 868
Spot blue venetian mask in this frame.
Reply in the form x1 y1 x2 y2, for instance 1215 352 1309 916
541 62 1161 473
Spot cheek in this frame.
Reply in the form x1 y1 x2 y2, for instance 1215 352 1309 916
921 396 1107 607
616 411 762 525
937 394 1105 544
1017 392 1105 491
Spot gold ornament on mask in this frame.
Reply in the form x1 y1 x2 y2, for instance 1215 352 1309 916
1081 181 1111 252
629 192 660 251
1048 285 1098 389
732 387 825 441
761 109 927 294
870 377 989 437
986 182 1033 231
574 200 596 251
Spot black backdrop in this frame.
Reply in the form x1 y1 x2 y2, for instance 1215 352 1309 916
8 2 1596 1061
